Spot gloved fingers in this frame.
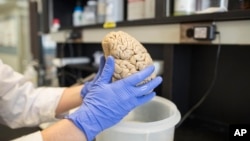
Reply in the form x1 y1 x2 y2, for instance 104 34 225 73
123 65 155 86
81 56 106 97
93 55 106 82
136 92 156 106
133 76 162 97
96 56 115 84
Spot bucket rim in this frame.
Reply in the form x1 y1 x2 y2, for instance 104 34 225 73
109 96 181 132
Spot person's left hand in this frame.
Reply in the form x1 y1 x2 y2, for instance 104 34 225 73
81 56 106 98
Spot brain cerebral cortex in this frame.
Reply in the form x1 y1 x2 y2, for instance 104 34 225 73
102 31 156 84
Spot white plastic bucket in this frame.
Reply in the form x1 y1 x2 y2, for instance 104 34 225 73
96 96 181 141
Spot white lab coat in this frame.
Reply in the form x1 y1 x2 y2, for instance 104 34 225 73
0 59 66 140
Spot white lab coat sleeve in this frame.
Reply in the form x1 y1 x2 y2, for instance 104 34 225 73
0 60 66 129
11 131 43 141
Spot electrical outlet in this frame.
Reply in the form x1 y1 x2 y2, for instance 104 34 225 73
180 22 216 44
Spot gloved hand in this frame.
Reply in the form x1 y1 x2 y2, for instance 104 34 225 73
81 56 105 98
66 56 162 141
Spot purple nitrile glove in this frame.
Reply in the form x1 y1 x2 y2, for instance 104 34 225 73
66 56 162 141
81 56 106 98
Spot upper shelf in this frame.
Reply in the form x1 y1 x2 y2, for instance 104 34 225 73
49 10 250 45
60 10 250 30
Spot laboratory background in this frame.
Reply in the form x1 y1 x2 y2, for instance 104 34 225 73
0 0 250 141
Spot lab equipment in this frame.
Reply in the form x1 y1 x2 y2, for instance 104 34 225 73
174 0 196 16
145 0 155 19
83 0 97 25
66 56 162 141
52 57 90 67
196 0 228 13
93 51 104 67
127 0 145 20
50 18 60 32
105 0 124 22
153 60 164 75
97 0 106 23
73 6 83 26
96 96 181 141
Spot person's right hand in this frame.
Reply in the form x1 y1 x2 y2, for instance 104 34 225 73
66 56 162 141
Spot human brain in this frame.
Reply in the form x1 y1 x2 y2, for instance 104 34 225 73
102 31 155 84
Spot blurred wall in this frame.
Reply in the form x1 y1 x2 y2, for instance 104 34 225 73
0 1 31 73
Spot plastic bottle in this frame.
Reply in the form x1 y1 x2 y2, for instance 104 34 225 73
82 6 87 25
85 0 97 25
73 6 83 26
196 0 228 13
105 0 124 22
174 0 196 16
209 0 228 9
127 0 145 21
50 18 60 32
97 0 106 23
145 0 155 19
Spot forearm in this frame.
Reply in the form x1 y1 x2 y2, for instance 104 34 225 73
55 85 83 116
41 119 87 141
